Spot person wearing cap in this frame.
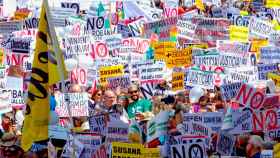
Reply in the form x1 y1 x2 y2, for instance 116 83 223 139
0 132 24 158
246 135 264 158
127 84 153 120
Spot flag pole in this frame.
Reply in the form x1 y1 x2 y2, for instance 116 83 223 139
43 0 75 157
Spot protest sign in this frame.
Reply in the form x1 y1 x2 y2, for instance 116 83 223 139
2 89 25 108
228 108 253 134
260 46 280 64
144 17 177 41
139 61 165 82
217 40 249 57
183 112 224 133
163 0 178 18
165 47 192 68
235 83 266 109
89 114 106 133
170 142 206 158
230 15 250 27
216 132 235 156
50 7 76 27
62 135 84 158
249 17 273 38
0 91 11 114
186 69 215 89
55 93 89 117
99 65 124 85
10 37 32 54
24 17 39 29
0 21 23 34
172 72 184 91
92 143 107 158
106 119 129 143
261 150 273 158
85 16 105 31
128 17 147 37
122 37 150 54
65 36 91 57
76 133 102 158
258 64 278 80
229 25 249 42
70 68 87 86
139 82 156 99
111 142 143 158
177 19 197 40
220 82 243 101
266 0 280 8
193 17 230 47
92 41 110 59
153 41 176 60
107 75 130 90
147 111 170 142
268 73 280 87
252 108 280 132
61 2 80 14
265 128 280 141
48 125 69 140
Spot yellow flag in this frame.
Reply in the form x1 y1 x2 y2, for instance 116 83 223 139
21 1 67 151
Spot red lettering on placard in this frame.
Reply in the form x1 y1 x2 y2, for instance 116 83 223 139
93 42 109 59
70 68 87 85
6 53 29 66
163 7 178 18
235 84 265 109
252 109 279 131
92 144 106 158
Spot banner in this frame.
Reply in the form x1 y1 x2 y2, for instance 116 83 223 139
258 64 278 80
139 61 165 82
260 46 280 64
107 75 131 90
21 0 67 151
56 93 89 117
249 17 273 38
111 142 143 158
76 133 102 158
99 65 124 85
106 119 129 143
176 19 197 40
165 47 192 68
228 109 253 134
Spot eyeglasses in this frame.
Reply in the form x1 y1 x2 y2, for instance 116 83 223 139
129 90 138 94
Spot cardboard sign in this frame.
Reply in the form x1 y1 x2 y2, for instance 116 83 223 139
258 64 278 80
260 46 280 64
220 82 243 101
186 69 215 89
172 72 184 91
76 133 102 158
229 25 249 42
177 19 197 40
235 83 266 109
106 120 129 143
249 17 273 38
56 93 89 117
268 73 280 87
170 142 206 158
153 41 176 60
216 132 235 156
163 0 178 18
24 17 39 29
92 41 110 59
122 38 150 54
111 142 143 158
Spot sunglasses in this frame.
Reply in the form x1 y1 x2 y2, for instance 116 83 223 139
129 90 138 94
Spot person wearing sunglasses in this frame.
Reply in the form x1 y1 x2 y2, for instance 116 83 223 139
126 84 153 120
